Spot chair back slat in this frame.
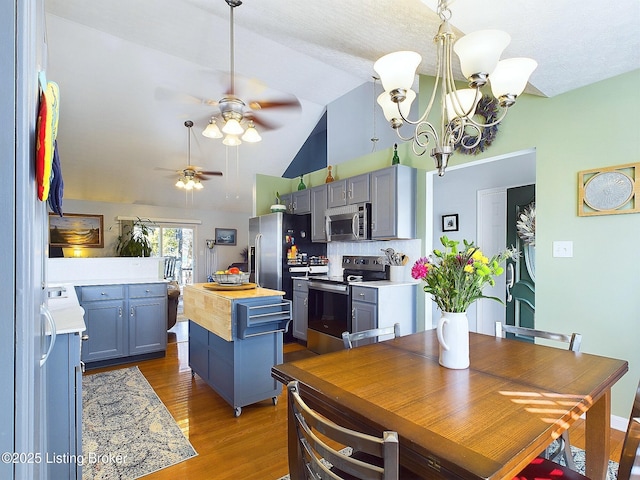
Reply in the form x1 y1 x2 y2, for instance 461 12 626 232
495 322 582 352
288 381 399 480
342 323 401 349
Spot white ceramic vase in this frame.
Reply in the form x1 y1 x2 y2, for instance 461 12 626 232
436 311 470 369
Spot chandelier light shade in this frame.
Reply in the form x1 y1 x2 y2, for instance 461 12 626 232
375 0 537 176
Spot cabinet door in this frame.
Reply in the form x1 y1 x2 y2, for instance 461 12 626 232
46 332 82 480
292 189 311 214
351 301 377 347
279 193 293 214
129 295 167 355
370 167 397 239
310 185 328 242
327 179 347 208
81 299 126 362
292 289 308 340
348 173 370 204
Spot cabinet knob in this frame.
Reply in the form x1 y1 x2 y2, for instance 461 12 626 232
145 289 150 293
81 334 89 341
101 292 106 296
359 292 365 297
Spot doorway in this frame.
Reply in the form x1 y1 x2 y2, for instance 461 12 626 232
148 225 196 286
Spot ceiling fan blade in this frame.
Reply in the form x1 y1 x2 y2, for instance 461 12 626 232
248 97 301 111
155 86 220 108
248 114 279 131
199 170 224 177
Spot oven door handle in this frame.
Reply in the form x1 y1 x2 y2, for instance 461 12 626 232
308 281 349 294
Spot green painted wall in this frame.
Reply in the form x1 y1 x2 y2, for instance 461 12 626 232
256 69 640 418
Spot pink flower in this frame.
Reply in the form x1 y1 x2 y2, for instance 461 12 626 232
411 258 430 280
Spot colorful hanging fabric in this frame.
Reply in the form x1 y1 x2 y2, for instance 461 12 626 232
35 80 59 201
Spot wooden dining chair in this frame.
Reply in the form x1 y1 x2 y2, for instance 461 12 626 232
341 323 401 349
514 377 640 480
496 321 582 470
287 380 400 480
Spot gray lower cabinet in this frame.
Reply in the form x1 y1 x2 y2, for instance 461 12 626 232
46 332 82 480
292 278 309 340
77 283 167 366
350 284 417 346
370 165 416 239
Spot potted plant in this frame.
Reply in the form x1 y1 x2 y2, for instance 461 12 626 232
271 191 286 213
115 217 153 257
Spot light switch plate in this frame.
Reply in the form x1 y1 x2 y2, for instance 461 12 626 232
553 241 573 258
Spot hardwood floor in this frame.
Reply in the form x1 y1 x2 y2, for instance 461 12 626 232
85 322 625 479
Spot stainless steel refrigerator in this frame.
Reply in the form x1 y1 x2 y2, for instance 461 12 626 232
249 212 326 327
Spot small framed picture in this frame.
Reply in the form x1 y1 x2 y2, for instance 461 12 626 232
215 228 237 246
49 213 104 248
442 214 459 232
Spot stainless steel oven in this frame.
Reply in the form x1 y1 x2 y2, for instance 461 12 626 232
307 279 351 353
307 255 388 354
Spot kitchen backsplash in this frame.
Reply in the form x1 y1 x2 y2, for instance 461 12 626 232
326 239 422 281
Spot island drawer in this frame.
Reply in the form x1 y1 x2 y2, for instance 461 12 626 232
77 285 125 302
237 299 292 340
128 283 166 298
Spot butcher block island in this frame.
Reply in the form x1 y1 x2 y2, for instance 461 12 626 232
183 283 292 417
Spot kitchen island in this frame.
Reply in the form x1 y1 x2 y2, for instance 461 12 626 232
184 283 291 416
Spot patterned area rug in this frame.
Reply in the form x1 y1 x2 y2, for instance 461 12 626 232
276 446 618 480
82 366 197 479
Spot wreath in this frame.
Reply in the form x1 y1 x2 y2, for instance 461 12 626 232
454 95 500 155
516 202 535 246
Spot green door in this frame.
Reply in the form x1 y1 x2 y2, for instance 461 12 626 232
506 184 535 329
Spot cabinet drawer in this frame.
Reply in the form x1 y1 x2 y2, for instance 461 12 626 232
128 283 167 298
78 285 125 302
292 278 308 292
351 286 377 303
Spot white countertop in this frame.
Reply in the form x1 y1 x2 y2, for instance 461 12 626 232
46 284 86 335
72 278 167 286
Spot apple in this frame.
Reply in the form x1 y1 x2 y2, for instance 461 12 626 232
229 267 240 274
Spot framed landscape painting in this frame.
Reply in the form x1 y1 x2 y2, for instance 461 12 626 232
215 228 237 246
49 213 104 248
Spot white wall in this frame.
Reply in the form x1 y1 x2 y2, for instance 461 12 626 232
59 199 251 282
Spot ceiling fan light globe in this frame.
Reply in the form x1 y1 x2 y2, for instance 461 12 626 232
222 118 244 135
194 181 204 190
454 30 510 80
242 125 262 143
175 178 186 188
223 134 242 146
203 121 223 138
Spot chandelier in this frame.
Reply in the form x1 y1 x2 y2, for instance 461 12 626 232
201 0 262 145
374 0 537 176
176 121 204 190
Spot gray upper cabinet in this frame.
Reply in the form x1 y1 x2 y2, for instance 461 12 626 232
370 165 416 240
279 193 293 213
291 189 311 214
327 173 370 208
310 184 328 242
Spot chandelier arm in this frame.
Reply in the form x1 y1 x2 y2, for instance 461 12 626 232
414 121 439 151
394 127 417 143
464 105 509 129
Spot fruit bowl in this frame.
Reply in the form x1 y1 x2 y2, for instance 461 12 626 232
211 272 250 285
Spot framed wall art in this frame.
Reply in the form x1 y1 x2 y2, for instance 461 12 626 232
215 228 237 246
49 213 104 248
442 214 459 232
578 162 639 216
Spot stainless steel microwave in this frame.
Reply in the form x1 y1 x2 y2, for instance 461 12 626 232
325 203 371 241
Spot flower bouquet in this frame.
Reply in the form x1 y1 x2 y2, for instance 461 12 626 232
411 236 517 313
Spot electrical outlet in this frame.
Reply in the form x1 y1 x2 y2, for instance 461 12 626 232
553 241 573 258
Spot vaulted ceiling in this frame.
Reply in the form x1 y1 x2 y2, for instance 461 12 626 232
45 0 640 213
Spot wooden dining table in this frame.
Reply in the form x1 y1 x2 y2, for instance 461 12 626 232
272 330 628 480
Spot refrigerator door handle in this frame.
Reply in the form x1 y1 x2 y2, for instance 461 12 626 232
255 233 263 287
325 216 331 242
40 303 56 367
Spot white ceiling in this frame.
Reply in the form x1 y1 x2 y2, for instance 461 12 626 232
44 0 640 214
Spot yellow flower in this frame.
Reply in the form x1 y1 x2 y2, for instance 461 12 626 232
464 264 474 273
471 249 489 264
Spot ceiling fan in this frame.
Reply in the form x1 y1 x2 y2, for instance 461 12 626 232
168 120 222 191
200 0 301 145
